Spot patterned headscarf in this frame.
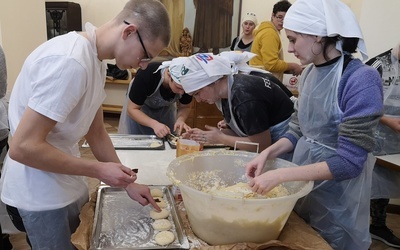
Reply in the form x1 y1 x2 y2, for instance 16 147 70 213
179 53 232 93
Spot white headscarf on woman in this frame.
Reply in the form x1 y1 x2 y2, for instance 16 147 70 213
155 57 188 84
283 0 368 60
219 51 272 75
179 53 232 93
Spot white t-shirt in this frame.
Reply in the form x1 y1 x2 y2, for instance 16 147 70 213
1 29 106 211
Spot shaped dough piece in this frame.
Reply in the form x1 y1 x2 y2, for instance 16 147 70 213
155 198 167 208
152 219 172 231
150 188 163 197
155 230 175 246
150 208 170 220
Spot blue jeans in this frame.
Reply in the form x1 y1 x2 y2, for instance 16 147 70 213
7 194 87 250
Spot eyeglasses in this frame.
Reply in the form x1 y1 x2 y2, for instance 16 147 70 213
123 20 152 62
274 14 285 21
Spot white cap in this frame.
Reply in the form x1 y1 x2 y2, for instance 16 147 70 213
242 12 258 26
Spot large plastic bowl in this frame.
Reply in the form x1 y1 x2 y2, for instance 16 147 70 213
166 150 313 245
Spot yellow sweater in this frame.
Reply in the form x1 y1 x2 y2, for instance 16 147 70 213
250 21 288 81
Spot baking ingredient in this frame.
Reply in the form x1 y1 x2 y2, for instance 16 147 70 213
150 208 170 220
154 230 175 245
155 197 167 208
150 188 163 197
152 219 172 231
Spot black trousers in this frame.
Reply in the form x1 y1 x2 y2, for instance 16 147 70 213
371 198 390 227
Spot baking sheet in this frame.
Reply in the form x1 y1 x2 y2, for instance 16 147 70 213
90 186 189 249
82 134 165 150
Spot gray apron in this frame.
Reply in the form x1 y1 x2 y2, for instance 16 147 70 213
293 56 374 249
118 71 180 135
371 53 400 199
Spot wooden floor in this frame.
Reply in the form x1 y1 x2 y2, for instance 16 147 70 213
7 114 400 250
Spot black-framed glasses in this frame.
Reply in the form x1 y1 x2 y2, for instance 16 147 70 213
274 14 285 21
123 20 152 62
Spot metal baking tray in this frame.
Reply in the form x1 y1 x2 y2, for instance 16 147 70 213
90 186 189 249
82 134 165 150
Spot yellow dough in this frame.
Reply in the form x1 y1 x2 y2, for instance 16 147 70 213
150 188 163 197
152 219 172 231
150 141 162 148
154 230 175 246
155 197 167 208
150 208 170 220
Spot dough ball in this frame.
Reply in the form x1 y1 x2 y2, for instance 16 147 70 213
152 219 172 231
154 230 175 246
155 198 167 208
150 208 170 220
150 188 163 197
150 141 162 148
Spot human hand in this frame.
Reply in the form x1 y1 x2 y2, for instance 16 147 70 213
188 127 222 144
98 162 137 188
248 169 282 195
288 63 304 76
217 120 227 130
382 116 400 133
174 121 191 136
125 183 161 211
152 122 171 138
245 152 269 178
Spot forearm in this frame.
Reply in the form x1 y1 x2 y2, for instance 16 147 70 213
129 108 160 129
276 161 333 182
9 137 100 178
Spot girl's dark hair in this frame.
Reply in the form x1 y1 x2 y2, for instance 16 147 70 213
322 36 359 60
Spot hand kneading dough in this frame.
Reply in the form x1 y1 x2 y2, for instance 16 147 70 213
155 198 167 208
155 230 175 245
150 188 163 197
152 219 172 231
150 208 170 219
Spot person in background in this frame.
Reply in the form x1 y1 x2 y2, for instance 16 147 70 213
230 12 258 52
177 52 294 153
245 0 383 249
118 60 192 137
365 41 400 248
250 0 303 82
0 0 170 249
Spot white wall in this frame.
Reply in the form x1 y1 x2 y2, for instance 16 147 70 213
241 0 400 62
0 0 47 93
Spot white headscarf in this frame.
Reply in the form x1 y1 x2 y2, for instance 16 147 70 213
155 57 188 83
242 12 258 26
179 53 232 93
283 0 368 60
219 51 271 75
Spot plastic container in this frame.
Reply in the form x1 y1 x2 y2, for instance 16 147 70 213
166 150 313 245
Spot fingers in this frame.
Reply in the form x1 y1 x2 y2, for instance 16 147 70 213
147 195 161 212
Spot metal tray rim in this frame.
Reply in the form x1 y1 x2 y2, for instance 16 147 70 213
90 185 189 249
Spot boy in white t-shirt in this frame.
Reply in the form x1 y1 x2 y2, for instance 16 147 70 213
0 0 170 249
